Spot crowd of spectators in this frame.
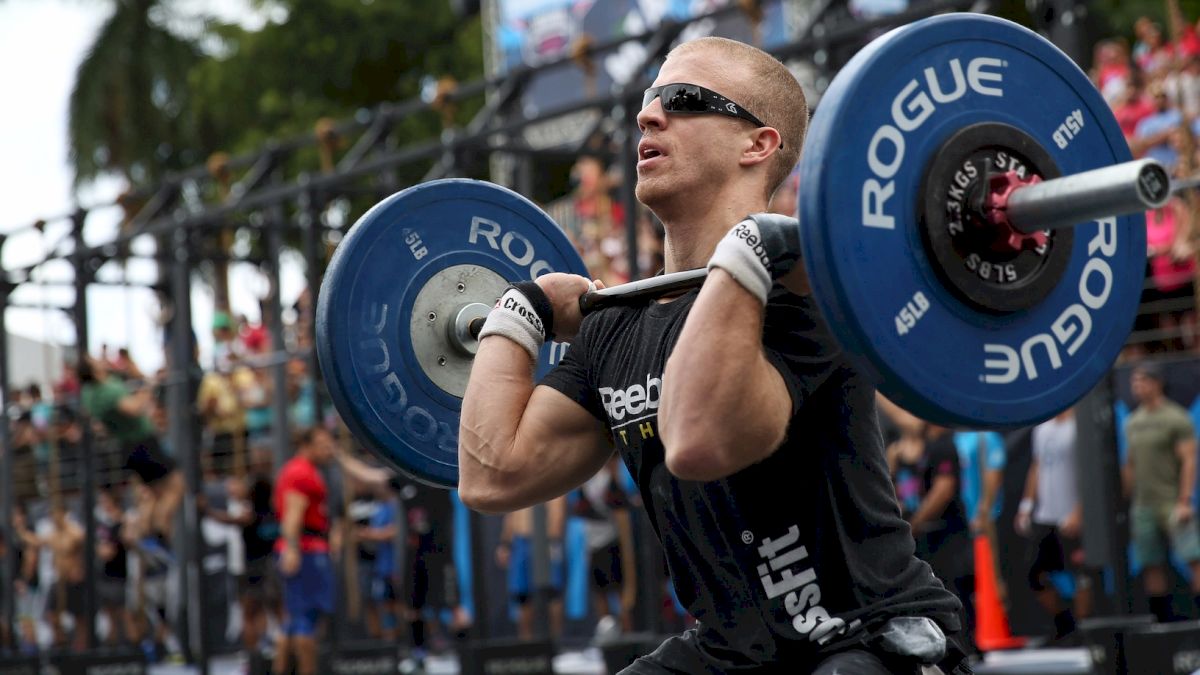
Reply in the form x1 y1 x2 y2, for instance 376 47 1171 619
0 157 664 667
1094 0 1200 357
13 4 1200 665
874 357 1200 654
0 286 379 656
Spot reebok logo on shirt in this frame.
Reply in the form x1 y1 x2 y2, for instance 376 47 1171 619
598 373 663 421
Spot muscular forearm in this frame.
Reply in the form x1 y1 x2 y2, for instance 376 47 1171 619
659 269 790 481
460 339 540 500
460 333 611 512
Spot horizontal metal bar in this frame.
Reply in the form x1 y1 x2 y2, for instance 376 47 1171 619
467 269 710 339
1007 159 1171 233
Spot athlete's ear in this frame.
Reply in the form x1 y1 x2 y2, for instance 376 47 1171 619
739 127 783 168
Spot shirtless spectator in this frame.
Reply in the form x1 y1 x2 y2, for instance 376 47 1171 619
97 487 135 646
11 505 41 654
43 501 86 650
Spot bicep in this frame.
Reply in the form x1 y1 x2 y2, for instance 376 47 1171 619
1178 436 1198 461
761 293 840 415
755 354 798 437
283 491 309 519
516 385 615 492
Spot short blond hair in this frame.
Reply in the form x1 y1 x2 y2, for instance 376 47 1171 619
668 37 807 198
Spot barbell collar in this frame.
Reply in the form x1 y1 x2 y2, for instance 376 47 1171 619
1005 158 1170 234
451 303 491 356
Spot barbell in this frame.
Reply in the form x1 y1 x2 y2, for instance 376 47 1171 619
315 13 1172 488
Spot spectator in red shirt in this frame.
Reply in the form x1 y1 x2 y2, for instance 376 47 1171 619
1112 77 1156 141
273 426 336 675
1092 39 1131 96
1168 0 1200 59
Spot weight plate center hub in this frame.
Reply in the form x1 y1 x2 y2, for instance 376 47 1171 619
410 265 505 398
920 123 1074 314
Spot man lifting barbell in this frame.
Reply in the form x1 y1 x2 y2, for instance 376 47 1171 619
316 12 1191 675
459 37 965 674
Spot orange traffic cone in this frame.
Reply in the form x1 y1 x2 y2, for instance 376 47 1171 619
974 535 1026 651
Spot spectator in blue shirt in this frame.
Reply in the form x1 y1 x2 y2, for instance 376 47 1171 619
353 483 401 641
953 430 1006 535
1134 81 1184 171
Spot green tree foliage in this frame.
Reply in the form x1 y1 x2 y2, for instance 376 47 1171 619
187 0 484 171
68 0 484 191
68 0 203 186
1090 0 1200 38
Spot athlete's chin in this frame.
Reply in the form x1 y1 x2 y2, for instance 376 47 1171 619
634 178 667 209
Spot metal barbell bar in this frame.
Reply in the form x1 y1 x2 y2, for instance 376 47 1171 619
462 157 1179 342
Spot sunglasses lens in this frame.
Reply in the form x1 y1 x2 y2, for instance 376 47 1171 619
664 85 706 112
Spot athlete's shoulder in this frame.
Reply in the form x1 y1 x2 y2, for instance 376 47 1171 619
764 287 839 355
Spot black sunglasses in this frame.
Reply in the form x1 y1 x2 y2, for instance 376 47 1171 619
643 83 779 148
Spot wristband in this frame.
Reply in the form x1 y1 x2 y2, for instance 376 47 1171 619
511 281 556 342
707 218 773 304
1018 498 1034 515
478 286 548 361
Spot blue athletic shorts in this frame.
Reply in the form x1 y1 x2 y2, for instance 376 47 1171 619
507 536 564 602
280 552 334 636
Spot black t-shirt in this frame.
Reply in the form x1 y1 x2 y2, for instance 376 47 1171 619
351 494 384 562
398 480 454 555
540 287 961 662
97 516 128 580
894 433 971 584
244 476 278 564
893 434 968 535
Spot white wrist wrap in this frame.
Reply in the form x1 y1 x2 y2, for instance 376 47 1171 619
478 288 546 361
707 218 772 304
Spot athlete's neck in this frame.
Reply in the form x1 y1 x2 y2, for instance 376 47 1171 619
658 198 769 273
